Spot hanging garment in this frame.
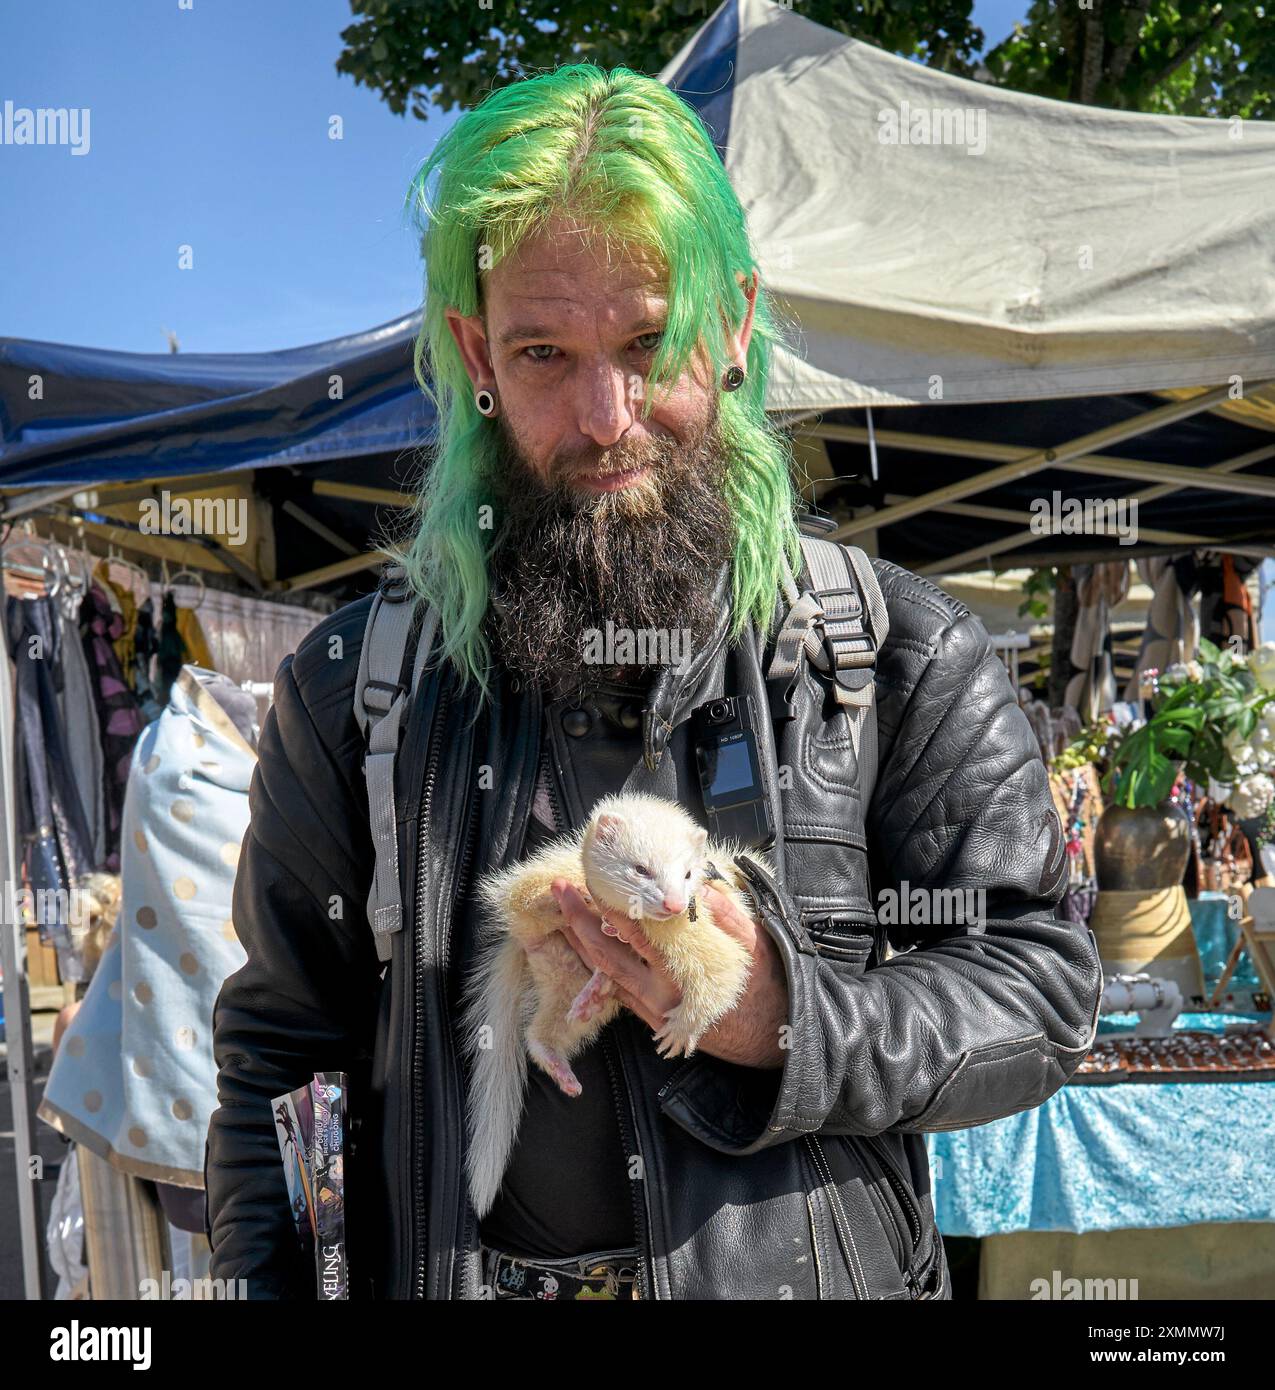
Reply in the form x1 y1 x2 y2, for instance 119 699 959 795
56 579 108 869
37 665 256 1185
174 604 213 670
5 595 97 968
1064 561 1130 720
1196 553 1261 653
167 581 326 718
78 582 147 873
131 598 163 723
157 591 186 708
94 560 140 687
1123 556 1200 702
45 1145 89 1300
1219 553 1259 652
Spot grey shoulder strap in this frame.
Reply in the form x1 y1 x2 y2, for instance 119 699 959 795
353 564 440 964
766 535 890 796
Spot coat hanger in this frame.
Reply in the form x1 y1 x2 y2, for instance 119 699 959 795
2 525 60 597
103 552 152 605
168 566 206 610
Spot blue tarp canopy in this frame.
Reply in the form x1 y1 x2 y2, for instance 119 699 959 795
3 0 1273 587
0 313 432 489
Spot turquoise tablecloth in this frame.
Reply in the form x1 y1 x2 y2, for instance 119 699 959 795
926 1012 1275 1236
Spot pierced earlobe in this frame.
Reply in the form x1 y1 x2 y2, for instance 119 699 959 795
721 365 745 392
475 388 497 417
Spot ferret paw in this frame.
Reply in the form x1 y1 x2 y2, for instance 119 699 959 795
566 968 615 1023
650 1007 702 1060
528 1040 583 1097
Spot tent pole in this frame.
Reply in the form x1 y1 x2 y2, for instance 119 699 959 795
0 602 47 1299
271 549 388 592
280 501 359 557
979 541 1275 570
311 481 413 509
0 484 86 522
814 380 1267 541
918 441 1275 574
876 492 1202 546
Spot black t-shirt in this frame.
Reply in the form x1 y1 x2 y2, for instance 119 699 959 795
476 702 642 1259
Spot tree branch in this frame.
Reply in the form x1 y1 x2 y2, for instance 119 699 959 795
1145 4 1229 93
1107 0 1155 86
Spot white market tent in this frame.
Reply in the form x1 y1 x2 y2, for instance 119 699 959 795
662 0 1275 413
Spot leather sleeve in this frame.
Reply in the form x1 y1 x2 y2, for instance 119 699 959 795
205 602 380 1297
658 563 1103 1153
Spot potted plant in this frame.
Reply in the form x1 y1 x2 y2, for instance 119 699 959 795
1096 641 1275 889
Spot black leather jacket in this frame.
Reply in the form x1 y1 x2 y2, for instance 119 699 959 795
205 557 1103 1300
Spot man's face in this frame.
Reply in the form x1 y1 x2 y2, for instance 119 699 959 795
468 214 718 499
445 215 752 699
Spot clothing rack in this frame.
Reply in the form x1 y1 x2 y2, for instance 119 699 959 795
0 515 322 1297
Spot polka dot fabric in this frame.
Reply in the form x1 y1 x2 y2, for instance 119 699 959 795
39 666 257 1184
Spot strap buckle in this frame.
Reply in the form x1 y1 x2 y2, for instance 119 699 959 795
810 587 876 696
361 676 406 717
379 565 411 603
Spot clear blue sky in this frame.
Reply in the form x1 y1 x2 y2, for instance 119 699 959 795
2 1 1268 632
0 0 1029 354
0 0 454 352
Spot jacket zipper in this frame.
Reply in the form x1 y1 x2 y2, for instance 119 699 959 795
410 683 448 1298
803 1135 869 1300
861 1134 924 1260
542 734 566 840
410 681 479 1299
602 1027 657 1300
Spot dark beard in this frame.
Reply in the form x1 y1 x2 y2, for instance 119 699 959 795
479 402 735 701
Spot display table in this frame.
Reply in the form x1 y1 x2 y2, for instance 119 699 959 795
925 1010 1275 1299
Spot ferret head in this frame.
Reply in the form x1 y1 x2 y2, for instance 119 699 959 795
581 793 710 922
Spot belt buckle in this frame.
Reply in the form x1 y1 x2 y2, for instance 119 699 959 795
581 1263 621 1300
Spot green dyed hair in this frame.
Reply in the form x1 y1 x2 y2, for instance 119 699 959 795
391 61 802 706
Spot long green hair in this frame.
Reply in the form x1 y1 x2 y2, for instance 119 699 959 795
391 61 802 707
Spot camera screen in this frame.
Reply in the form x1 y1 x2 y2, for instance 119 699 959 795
709 739 755 797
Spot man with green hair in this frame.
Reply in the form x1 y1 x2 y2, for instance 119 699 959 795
206 62 1102 1300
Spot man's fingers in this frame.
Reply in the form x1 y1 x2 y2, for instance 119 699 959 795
701 884 757 947
598 908 657 963
554 884 649 994
612 981 662 1032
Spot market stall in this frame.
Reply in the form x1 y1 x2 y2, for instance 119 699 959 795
4 0 1274 1302
662 0 1275 1300
0 321 438 1299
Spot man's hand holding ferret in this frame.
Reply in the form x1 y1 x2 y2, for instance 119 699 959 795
551 880 789 1070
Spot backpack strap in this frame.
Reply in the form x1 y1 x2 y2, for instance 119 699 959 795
353 564 440 964
766 534 889 796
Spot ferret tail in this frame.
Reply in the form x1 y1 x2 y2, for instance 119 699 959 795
461 933 532 1219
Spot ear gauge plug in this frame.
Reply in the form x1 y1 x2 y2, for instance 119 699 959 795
475 388 497 416
721 366 745 391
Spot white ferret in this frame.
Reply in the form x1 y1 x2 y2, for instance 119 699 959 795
461 790 765 1218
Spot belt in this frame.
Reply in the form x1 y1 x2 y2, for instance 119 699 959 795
480 1244 641 1301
